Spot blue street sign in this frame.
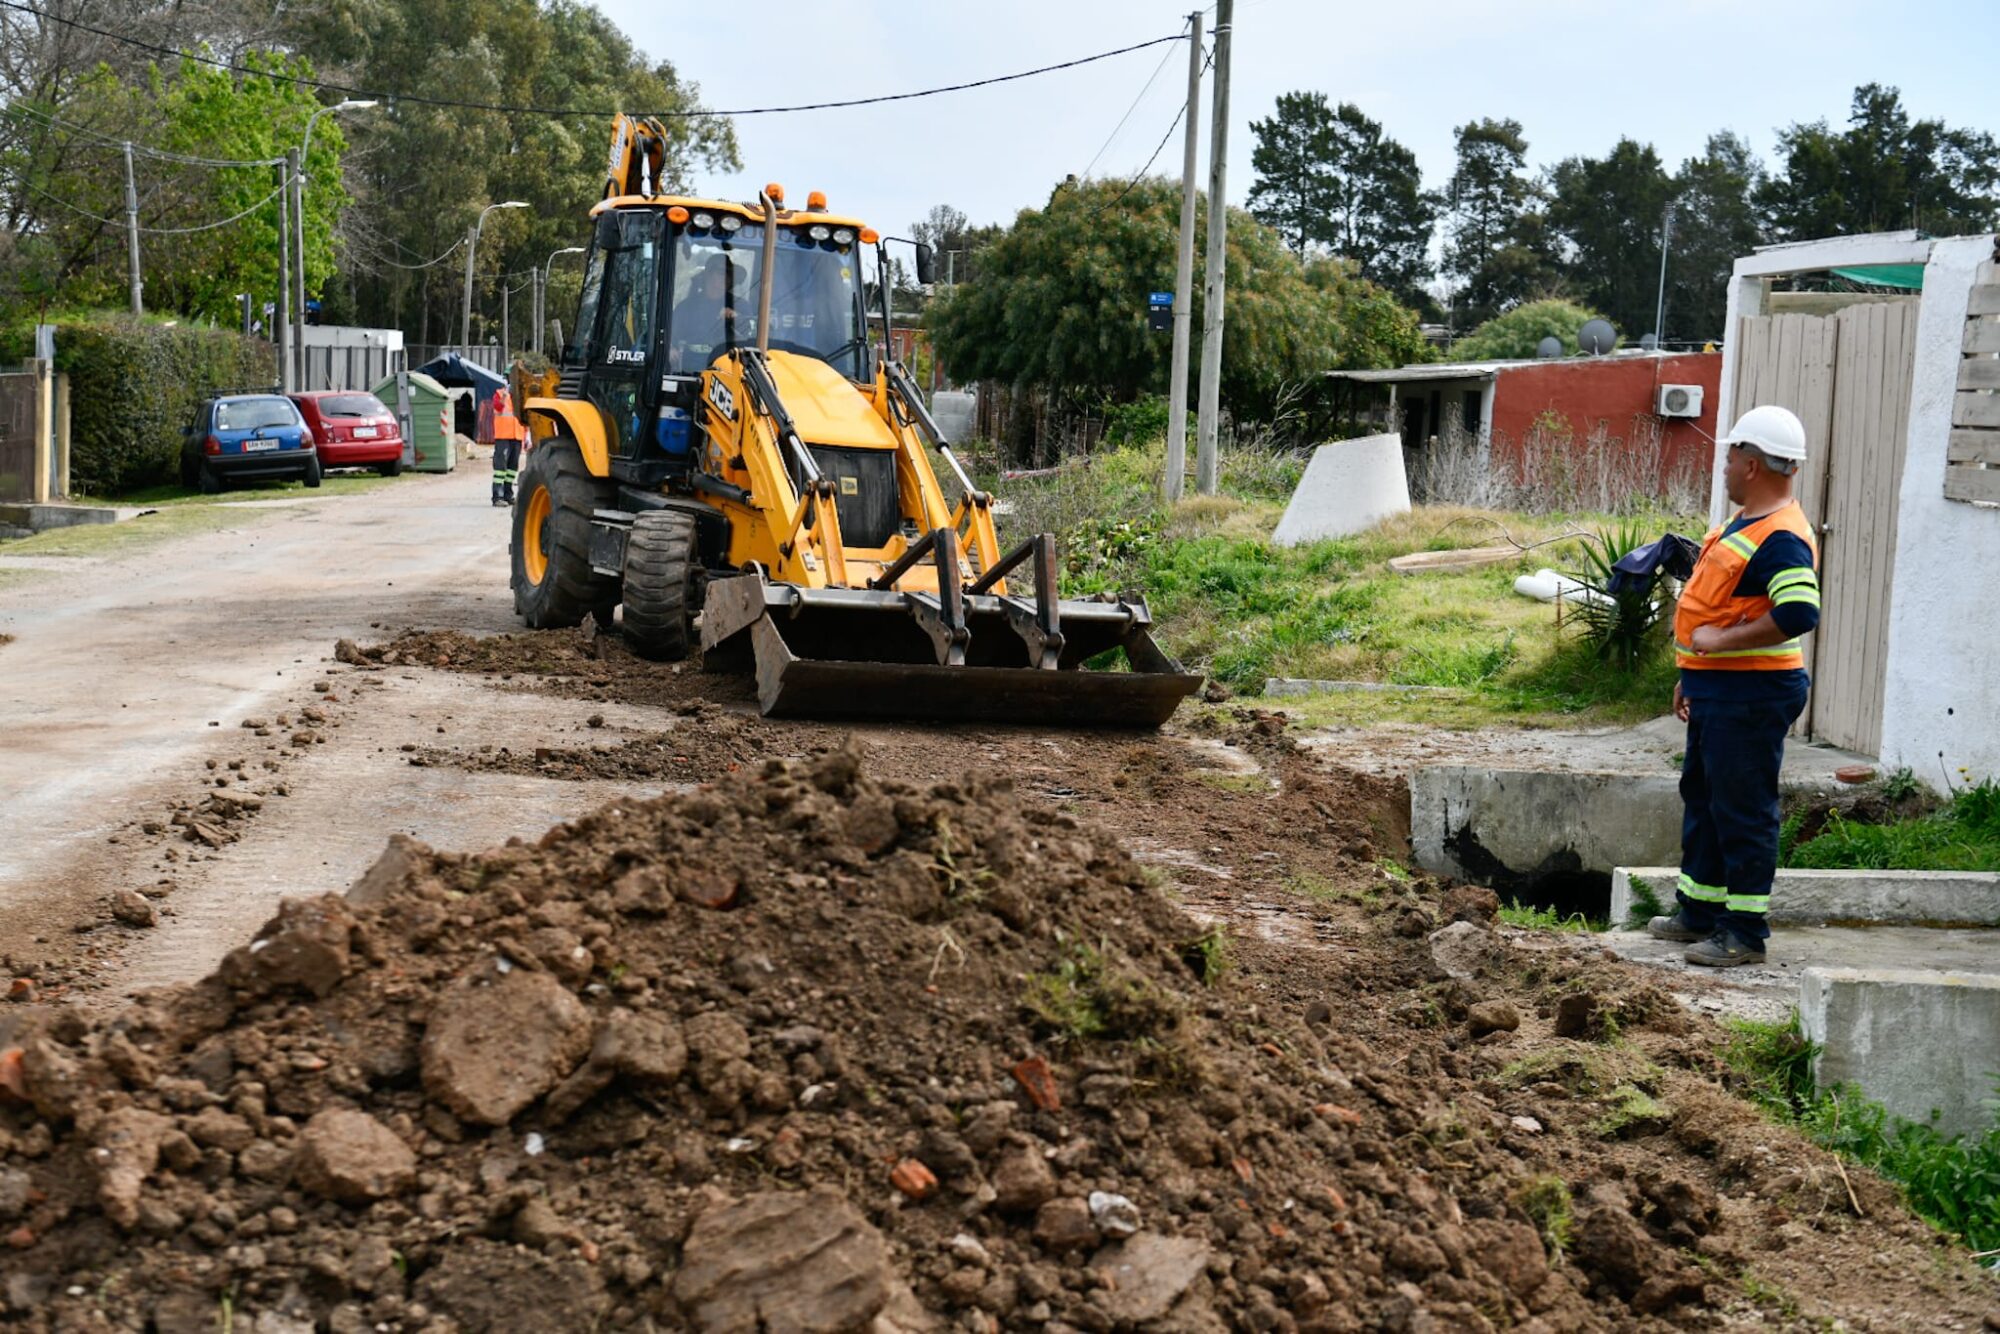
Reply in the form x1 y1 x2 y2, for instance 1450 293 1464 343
1149 291 1173 306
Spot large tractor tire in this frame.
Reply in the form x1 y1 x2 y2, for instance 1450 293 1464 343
621 509 701 661
511 439 619 628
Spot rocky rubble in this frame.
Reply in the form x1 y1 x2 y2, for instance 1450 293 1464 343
0 744 1801 1331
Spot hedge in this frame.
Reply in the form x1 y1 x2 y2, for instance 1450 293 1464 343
0 315 276 494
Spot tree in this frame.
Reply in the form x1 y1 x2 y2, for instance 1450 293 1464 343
1666 132 1764 343
1546 138 1675 338
1442 117 1554 326
1452 298 1609 361
929 177 1425 419
1248 93 1436 303
1759 83 2000 240
910 203 1001 285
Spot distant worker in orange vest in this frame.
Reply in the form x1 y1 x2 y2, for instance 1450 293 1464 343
490 386 524 508
1649 405 1821 967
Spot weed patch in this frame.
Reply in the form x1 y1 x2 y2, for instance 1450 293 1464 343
1784 779 2000 872
1497 900 1599 933
1722 1012 2000 1252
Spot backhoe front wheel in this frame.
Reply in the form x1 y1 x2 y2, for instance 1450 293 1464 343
511 439 618 628
621 509 701 661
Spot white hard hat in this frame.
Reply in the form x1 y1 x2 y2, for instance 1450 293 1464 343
1722 404 1807 461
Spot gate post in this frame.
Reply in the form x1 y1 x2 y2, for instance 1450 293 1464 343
30 358 51 504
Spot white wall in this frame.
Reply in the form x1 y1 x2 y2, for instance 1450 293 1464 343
1879 235 2000 780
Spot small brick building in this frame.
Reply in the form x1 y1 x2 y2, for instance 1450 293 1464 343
1326 350 1722 481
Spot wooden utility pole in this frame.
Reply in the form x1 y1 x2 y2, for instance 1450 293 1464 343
276 159 292 392
1194 0 1233 495
292 148 307 390
1163 10 1203 501
122 142 142 316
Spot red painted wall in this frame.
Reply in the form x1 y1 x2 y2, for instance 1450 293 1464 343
1487 352 1721 480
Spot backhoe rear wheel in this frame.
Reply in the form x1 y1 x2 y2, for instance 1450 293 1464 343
621 509 701 661
512 439 618 628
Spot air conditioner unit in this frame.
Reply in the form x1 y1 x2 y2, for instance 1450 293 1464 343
1656 384 1703 418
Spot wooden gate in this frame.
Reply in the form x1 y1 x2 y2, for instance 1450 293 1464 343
1727 302 1919 753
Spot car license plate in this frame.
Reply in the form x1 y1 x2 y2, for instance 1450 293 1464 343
243 439 279 452
354 426 378 438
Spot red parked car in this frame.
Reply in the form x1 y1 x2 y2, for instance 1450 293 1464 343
288 391 405 475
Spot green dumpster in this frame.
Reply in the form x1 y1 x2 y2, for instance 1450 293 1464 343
372 370 456 473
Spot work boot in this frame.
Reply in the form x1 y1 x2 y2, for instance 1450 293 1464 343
491 488 505 508
1645 912 1706 943
1684 932 1765 968
501 483 515 505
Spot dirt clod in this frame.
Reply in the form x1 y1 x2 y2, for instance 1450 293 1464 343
672 1188 892 1333
420 965 594 1126
293 1107 415 1203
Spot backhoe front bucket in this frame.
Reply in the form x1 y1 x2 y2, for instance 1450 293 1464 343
699 575 1201 728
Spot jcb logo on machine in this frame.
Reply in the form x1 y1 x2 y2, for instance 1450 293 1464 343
840 477 858 496
706 379 737 422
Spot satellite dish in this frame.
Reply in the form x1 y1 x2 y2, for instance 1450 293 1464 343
1536 336 1563 360
1578 319 1617 356
1639 333 1660 351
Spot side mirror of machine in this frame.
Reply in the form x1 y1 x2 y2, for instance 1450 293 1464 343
913 242 936 286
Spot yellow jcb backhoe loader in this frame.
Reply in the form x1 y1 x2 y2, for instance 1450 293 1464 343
507 115 1198 726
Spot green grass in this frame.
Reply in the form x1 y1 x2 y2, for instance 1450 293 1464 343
1497 900 1600 932
1784 779 2000 872
1722 1013 2000 1253
90 469 402 509
987 440 1696 729
1514 1175 1575 1259
1 471 403 575
1623 873 1666 928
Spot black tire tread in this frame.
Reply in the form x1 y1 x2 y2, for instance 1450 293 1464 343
511 440 618 628
621 509 698 660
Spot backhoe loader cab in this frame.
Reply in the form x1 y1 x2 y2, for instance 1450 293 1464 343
507 117 1199 726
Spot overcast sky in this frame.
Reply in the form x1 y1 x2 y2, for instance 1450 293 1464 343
596 0 1995 240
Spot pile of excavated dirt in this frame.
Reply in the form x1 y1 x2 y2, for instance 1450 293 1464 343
4 737 1994 1331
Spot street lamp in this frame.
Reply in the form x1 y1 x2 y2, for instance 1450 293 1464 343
292 99 376 387
536 246 585 354
462 201 529 352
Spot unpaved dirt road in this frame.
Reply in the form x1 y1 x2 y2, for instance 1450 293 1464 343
0 465 669 997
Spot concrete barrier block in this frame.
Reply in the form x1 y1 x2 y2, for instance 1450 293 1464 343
1411 767 1682 890
1270 434 1410 547
1611 866 2000 928
1800 966 2000 1139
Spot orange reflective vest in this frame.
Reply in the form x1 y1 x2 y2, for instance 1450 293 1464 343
1673 499 1818 672
491 388 524 442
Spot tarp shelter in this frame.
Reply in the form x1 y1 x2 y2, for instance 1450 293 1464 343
410 353 507 410
371 370 456 473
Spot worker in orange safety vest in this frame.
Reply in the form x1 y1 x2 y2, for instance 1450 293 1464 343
490 386 524 508
1648 405 1822 967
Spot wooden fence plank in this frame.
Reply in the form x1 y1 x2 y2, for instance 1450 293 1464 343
1970 285 2000 317
1948 430 2000 465
1965 320 2000 354
1944 466 2000 504
1959 358 2000 391
1955 393 2000 428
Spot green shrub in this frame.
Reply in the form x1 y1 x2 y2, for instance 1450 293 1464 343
0 313 276 493
1786 778 2000 872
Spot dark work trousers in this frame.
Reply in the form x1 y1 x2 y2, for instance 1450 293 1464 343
492 439 521 502
1676 678 1810 949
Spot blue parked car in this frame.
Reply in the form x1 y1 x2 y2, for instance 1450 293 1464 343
179 393 320 493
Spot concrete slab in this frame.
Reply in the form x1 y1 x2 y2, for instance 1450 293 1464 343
0 502 153 533
1270 434 1409 547
1801 966 2000 1138
1600 924 2000 1027
1613 866 2000 928
931 390 976 444
1410 766 1682 891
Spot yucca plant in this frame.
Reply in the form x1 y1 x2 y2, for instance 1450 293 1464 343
1566 521 1674 672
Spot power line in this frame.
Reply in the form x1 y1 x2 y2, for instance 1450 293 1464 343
367 236 466 271
10 172 286 232
1077 47 1212 221
0 3 1186 121
1079 32 1180 180
0 101 284 167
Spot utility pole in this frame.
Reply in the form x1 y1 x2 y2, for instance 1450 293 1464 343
122 142 142 316
276 160 292 392
532 267 543 355
460 226 478 354
1163 10 1203 502
1194 0 1233 495
502 281 510 357
1652 201 1674 347
289 148 305 390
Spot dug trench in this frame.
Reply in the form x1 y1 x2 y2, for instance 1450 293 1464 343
0 627 1992 1330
